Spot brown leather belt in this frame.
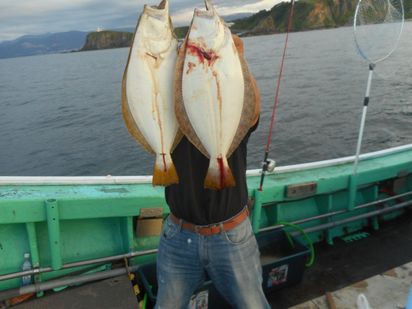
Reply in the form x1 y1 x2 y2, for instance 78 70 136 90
169 207 249 236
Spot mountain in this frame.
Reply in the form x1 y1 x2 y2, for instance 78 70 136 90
231 0 358 36
81 31 133 51
232 0 412 36
0 31 88 59
224 12 254 21
79 0 412 52
1 2 410 59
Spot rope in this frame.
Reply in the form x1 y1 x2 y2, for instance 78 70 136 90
279 221 315 267
259 0 296 191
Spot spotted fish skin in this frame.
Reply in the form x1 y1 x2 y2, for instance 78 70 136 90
175 0 256 190
122 0 180 186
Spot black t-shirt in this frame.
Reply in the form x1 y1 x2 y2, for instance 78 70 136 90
165 122 257 225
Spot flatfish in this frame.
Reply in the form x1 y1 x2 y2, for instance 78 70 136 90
175 0 258 190
122 0 180 186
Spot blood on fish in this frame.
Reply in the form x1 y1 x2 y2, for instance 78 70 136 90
146 52 158 60
161 153 167 172
212 70 222 112
186 62 196 74
186 42 219 66
217 157 225 188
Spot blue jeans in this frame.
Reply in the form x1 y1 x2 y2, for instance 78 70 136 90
155 215 270 309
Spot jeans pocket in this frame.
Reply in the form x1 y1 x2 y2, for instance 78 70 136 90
162 217 179 240
223 219 253 245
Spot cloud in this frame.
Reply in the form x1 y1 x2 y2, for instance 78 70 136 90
0 0 283 42
217 0 282 14
172 0 281 24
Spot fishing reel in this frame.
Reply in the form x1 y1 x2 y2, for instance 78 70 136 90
262 159 276 173
259 157 276 191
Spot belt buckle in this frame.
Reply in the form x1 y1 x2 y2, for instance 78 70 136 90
208 223 220 235
208 224 216 235
195 223 219 235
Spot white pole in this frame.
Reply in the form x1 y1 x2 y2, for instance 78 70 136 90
352 65 375 176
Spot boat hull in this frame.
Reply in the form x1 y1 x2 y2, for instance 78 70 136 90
1 144 412 291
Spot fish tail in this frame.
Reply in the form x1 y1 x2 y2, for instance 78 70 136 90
152 153 179 186
204 156 236 190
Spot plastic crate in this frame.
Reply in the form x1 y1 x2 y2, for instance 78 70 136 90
256 229 310 293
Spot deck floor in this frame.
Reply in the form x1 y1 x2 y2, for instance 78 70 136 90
267 211 412 308
290 261 412 308
14 275 138 309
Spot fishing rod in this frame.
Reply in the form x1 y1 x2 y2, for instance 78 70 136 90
258 0 296 192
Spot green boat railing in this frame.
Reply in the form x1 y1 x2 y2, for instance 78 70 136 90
0 144 411 293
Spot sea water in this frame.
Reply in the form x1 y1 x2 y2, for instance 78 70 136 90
0 23 411 176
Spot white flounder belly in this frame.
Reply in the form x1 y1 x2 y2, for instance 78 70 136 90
126 47 178 154
181 30 244 159
122 1 180 186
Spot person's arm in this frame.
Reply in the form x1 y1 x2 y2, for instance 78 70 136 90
232 34 260 127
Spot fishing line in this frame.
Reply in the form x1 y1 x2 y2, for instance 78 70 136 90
350 0 404 188
258 0 295 192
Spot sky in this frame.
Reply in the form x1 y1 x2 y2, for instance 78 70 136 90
0 0 283 42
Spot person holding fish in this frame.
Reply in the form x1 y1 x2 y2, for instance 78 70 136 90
122 0 270 308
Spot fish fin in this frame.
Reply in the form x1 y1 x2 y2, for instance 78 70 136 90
152 153 179 186
121 20 155 155
227 36 258 157
232 34 244 55
250 75 261 126
171 130 183 153
232 35 257 126
204 157 236 190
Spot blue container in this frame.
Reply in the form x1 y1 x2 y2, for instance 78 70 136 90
256 229 310 293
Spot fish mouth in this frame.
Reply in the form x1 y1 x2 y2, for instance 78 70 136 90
189 0 225 51
144 0 169 17
157 0 168 10
194 0 215 17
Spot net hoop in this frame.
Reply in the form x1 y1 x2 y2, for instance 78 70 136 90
353 0 405 64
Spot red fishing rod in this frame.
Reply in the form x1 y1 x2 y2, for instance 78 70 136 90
258 0 296 192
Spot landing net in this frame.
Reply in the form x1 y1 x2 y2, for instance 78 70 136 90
354 0 404 64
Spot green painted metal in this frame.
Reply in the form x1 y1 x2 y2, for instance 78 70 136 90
25 223 40 269
341 232 370 243
0 145 412 292
45 199 62 270
348 174 358 210
25 222 43 296
252 189 263 233
124 216 135 252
